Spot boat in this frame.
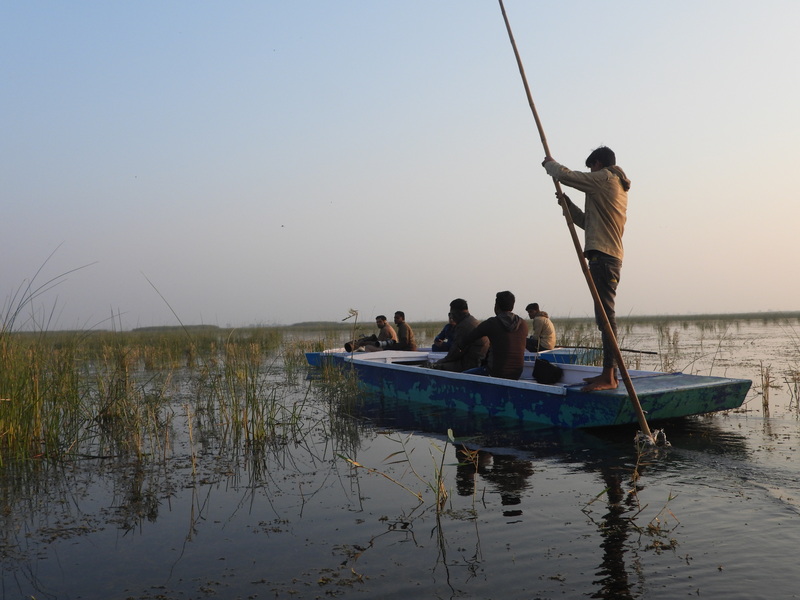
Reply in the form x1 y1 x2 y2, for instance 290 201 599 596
338 350 751 429
305 346 599 368
305 348 347 368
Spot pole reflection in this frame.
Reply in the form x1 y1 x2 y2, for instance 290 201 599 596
357 393 751 598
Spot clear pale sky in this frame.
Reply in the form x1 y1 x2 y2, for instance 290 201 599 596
3 1 798 330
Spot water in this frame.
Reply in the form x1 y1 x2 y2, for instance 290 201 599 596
2 319 800 599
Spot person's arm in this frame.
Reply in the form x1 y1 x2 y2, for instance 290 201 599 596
543 159 608 194
397 324 409 347
433 324 449 343
455 320 489 353
532 317 544 339
543 189 585 229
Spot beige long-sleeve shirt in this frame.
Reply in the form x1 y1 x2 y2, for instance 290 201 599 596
531 313 556 350
544 161 629 260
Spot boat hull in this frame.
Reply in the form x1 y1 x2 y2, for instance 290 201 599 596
344 352 751 429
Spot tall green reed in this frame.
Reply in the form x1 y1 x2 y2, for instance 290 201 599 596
0 333 84 463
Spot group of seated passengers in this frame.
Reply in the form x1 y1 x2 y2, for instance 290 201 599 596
349 292 557 381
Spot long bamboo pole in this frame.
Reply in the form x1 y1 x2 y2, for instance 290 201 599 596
497 0 653 442
556 345 658 356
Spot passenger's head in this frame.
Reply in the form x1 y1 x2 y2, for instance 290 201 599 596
495 291 515 312
525 303 539 312
585 146 616 169
449 298 468 312
375 315 388 327
394 311 406 324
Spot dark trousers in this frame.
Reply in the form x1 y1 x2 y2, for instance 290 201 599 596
588 251 622 369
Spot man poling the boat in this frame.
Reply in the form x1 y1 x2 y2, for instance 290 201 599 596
497 0 656 442
543 147 630 392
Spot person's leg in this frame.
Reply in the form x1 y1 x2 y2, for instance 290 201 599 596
463 366 490 376
583 253 622 391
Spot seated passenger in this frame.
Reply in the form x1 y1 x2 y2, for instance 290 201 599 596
363 314 399 352
454 291 528 380
524 303 556 352
431 313 457 352
431 299 488 372
346 314 398 352
375 311 417 351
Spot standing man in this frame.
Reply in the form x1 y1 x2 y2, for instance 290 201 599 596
432 298 489 372
455 291 528 380
542 146 630 391
524 302 556 352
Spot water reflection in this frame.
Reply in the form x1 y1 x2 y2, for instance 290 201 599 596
454 446 534 517
0 367 764 599
355 393 753 599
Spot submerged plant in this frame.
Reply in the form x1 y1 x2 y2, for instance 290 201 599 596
339 429 468 514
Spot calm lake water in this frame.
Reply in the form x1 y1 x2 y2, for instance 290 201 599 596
2 318 800 599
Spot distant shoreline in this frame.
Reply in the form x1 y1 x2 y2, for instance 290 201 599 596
7 311 798 335
285 310 800 330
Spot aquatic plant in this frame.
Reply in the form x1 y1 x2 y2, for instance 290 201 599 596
340 445 424 504
757 361 783 416
785 369 800 413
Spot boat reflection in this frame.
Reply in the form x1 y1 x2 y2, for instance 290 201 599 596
354 391 751 599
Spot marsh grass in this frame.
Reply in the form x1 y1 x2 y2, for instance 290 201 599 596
756 361 783 415
4 312 796 470
786 369 800 413
2 323 310 471
2 312 796 493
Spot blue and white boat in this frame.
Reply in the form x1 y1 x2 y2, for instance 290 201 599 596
339 350 751 429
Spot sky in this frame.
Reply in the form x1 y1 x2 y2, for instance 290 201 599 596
2 1 799 330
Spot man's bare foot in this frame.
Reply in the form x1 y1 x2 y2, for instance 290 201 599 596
581 378 618 392
581 368 618 392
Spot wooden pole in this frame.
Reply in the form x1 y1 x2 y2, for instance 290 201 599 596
556 345 658 356
497 0 653 442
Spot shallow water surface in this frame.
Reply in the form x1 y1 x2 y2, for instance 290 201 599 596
2 320 800 599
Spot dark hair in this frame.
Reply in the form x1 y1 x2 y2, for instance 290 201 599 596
585 146 616 168
394 311 405 319
495 291 515 312
449 298 468 312
376 315 387 321
525 303 539 312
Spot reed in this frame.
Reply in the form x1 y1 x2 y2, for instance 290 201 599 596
339 429 468 514
785 369 800 413
1 321 306 469
311 361 362 415
281 338 314 378
455 442 481 507
758 361 773 415
0 332 84 462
